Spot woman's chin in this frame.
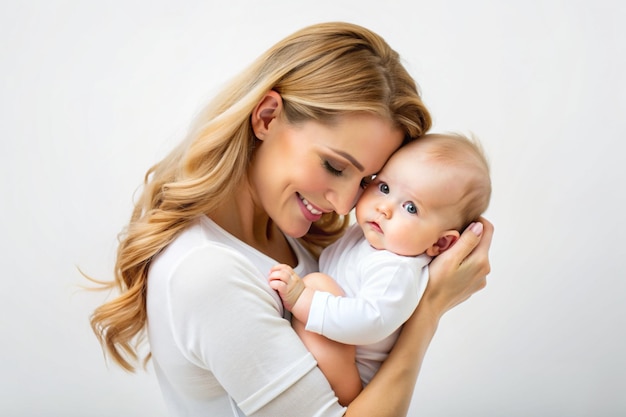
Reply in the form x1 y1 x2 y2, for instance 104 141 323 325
279 221 311 239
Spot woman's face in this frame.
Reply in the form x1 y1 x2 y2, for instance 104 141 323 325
250 110 403 238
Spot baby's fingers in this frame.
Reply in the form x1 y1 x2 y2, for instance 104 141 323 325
269 264 294 275
269 268 292 284
268 278 286 292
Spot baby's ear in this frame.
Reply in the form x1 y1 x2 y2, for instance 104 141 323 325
426 230 460 257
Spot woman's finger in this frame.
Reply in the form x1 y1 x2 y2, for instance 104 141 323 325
462 217 494 276
438 221 483 267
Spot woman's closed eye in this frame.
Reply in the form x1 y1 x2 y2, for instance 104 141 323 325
323 160 344 176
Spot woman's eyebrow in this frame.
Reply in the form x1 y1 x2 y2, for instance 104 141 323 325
330 148 364 172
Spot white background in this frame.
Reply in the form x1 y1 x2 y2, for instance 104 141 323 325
2 1 625 416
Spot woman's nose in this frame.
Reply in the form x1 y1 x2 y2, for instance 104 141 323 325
326 182 362 216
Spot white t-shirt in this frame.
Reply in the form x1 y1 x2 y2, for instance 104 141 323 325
147 216 346 416
306 224 430 384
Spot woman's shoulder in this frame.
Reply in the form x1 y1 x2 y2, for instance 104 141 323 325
150 218 258 288
149 216 285 308
158 217 241 259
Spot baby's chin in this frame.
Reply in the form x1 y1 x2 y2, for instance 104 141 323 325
366 241 385 251
366 239 425 257
364 238 395 254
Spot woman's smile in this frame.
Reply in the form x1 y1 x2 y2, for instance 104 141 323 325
297 193 324 222
250 110 403 238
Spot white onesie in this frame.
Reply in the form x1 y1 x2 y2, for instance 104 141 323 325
306 223 430 384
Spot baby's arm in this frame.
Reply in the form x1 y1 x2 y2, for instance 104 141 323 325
268 264 316 322
269 264 362 406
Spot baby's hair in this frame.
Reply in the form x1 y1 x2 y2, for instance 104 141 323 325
413 132 491 231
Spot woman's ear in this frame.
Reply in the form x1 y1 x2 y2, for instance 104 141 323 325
426 230 460 257
251 90 283 140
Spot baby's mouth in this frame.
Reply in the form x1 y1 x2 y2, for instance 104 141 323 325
368 221 383 234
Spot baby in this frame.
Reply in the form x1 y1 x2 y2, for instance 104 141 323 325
269 133 492 405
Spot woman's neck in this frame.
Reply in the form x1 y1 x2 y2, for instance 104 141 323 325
209 181 297 266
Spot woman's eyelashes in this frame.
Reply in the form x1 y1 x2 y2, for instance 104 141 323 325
360 174 375 189
322 159 376 190
322 160 343 176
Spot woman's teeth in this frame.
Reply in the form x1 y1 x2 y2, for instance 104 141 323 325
300 196 322 215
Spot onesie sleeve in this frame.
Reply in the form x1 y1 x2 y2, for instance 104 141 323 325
167 245 345 417
306 256 429 345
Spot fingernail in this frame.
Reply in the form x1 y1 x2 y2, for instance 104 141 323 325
469 222 483 236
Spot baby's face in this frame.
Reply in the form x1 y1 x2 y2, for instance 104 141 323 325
355 150 462 256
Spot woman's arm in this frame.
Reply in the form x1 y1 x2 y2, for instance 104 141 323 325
162 246 345 416
345 219 493 416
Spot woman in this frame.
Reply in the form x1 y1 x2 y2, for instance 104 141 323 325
90 22 493 416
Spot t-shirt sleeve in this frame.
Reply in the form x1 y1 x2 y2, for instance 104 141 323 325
306 256 428 345
167 245 346 417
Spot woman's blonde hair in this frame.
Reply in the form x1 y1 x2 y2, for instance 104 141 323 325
89 21 432 371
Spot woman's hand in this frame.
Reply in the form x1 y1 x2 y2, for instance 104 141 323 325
345 218 493 417
423 217 494 318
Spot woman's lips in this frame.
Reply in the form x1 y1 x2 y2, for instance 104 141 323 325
297 193 323 222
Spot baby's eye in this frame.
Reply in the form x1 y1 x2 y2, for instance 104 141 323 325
378 183 390 194
403 202 418 214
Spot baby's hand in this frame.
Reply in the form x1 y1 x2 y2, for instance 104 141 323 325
268 264 305 311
